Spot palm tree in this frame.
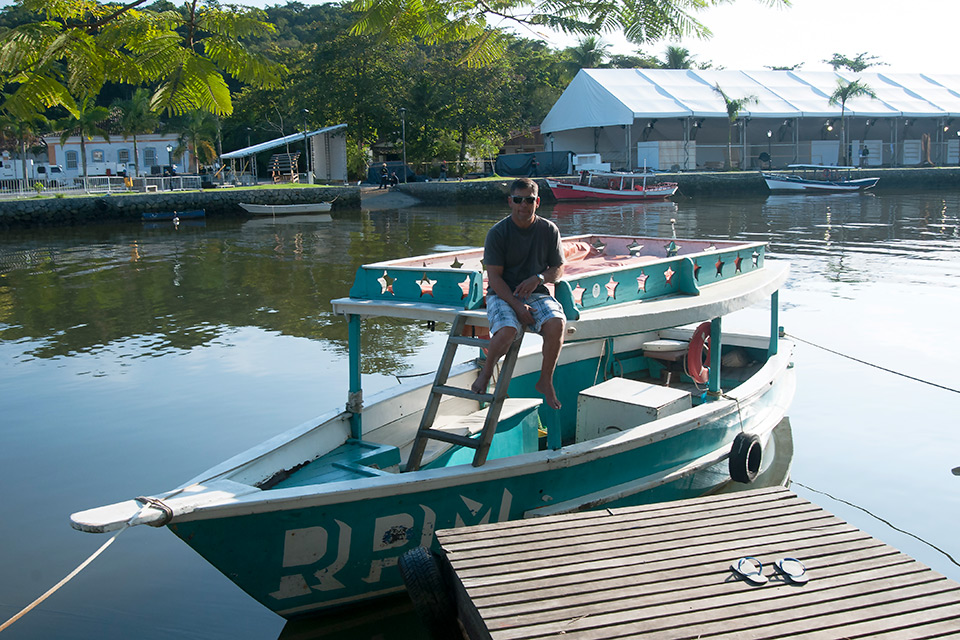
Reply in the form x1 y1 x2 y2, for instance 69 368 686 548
561 37 611 81
173 110 218 173
0 108 48 186
713 84 757 169
828 79 876 165
54 96 111 179
113 88 160 177
662 45 695 69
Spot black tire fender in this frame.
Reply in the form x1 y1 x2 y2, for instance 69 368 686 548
729 432 762 483
398 546 460 639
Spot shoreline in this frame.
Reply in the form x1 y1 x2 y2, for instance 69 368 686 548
2 166 959 227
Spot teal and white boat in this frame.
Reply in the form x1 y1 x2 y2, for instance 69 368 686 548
70 233 795 619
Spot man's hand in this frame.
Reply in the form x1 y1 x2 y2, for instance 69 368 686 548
515 304 535 326
512 275 541 299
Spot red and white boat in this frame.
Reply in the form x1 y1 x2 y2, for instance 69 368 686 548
546 170 678 201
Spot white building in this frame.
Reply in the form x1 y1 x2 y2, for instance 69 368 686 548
43 133 194 178
541 69 960 170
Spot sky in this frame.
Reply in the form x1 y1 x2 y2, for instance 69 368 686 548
1 0 952 76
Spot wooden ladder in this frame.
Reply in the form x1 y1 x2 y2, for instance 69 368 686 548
405 314 524 471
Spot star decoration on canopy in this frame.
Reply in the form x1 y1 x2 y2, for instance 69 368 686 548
605 276 619 300
734 254 743 273
664 240 680 257
693 261 702 281
592 239 606 254
715 257 725 276
377 271 395 295
418 273 437 297
627 240 644 256
572 283 586 306
752 250 760 267
637 271 648 292
664 266 675 285
458 276 472 299
450 256 463 269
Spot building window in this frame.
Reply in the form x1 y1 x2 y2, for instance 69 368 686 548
144 147 157 167
66 151 79 170
118 149 130 164
91 149 105 163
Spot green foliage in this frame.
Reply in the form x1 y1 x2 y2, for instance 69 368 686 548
825 52 885 73
828 78 876 164
113 87 159 175
0 0 285 118
53 94 111 177
348 0 789 66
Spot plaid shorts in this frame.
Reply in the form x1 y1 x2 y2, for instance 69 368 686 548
486 293 564 335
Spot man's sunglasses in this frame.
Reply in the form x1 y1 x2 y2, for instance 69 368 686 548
511 196 537 204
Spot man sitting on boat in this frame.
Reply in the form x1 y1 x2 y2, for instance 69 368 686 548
470 178 566 409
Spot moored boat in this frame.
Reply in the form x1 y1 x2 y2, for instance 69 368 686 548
762 164 879 193
239 201 333 217
70 232 795 620
546 170 678 201
141 208 205 221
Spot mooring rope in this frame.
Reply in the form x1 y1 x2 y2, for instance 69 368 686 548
794 481 960 570
784 332 960 395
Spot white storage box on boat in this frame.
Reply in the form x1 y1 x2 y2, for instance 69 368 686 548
576 378 692 442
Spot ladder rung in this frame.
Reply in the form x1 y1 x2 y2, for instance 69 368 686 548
434 385 494 403
419 429 479 448
449 336 491 348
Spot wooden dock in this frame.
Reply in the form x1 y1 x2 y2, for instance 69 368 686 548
435 486 960 639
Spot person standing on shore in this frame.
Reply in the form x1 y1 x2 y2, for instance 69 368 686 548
439 160 448 181
471 178 565 409
379 163 389 189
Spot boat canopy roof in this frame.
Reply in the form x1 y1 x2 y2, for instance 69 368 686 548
220 124 347 160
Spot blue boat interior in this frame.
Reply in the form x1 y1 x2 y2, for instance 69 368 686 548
258 340 767 491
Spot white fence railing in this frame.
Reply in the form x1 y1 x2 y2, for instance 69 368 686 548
0 175 203 200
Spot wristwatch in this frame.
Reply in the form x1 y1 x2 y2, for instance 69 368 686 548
537 273 545 284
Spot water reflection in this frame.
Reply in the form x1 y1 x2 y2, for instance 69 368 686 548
2 191 960 639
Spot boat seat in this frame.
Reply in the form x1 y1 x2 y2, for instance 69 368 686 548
642 338 689 385
269 439 401 489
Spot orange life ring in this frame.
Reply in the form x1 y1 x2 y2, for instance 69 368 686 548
687 322 711 384
608 179 619 190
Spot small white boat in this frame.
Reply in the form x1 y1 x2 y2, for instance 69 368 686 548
547 170 678 201
239 201 333 217
762 165 879 193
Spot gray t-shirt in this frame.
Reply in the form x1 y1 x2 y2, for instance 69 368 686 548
484 215 564 293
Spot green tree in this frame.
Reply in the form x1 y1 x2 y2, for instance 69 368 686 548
825 52 885 73
0 107 47 185
662 45 695 69
0 0 284 119
54 95 111 179
113 88 160 177
828 78 876 165
561 37 610 81
349 0 790 66
172 110 218 173
713 84 757 169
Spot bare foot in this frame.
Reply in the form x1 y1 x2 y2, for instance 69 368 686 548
471 372 491 395
535 379 561 410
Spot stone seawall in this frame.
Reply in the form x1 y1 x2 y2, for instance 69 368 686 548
395 167 960 202
0 186 359 228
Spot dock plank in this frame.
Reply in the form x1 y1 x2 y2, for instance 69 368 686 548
436 487 960 640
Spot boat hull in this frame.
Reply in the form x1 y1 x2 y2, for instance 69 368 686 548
162 337 794 619
546 179 677 201
763 174 879 193
239 202 332 216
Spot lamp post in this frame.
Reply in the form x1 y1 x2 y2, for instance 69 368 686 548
399 107 407 183
550 134 555 153
246 127 256 184
302 109 311 183
166 144 173 172
766 129 772 167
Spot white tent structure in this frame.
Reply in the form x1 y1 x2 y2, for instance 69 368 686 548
221 124 348 184
541 69 960 170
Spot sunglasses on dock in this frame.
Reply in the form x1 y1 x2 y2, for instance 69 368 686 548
511 196 537 204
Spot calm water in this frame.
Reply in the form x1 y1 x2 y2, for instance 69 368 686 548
2 191 959 639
